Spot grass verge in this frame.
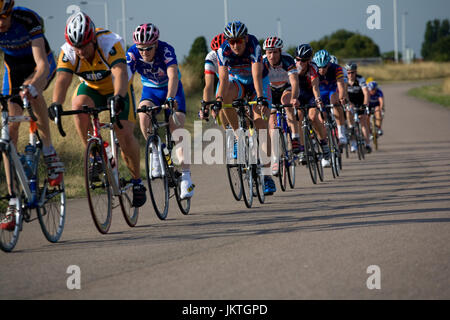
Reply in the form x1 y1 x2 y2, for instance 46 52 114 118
408 79 450 108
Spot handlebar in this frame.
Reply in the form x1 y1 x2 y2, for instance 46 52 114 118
136 103 180 127
53 105 109 137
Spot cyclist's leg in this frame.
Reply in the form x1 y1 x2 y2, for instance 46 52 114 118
221 77 240 131
375 105 383 131
360 113 371 145
330 91 346 143
71 83 99 147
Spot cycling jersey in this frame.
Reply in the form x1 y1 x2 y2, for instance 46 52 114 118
217 34 268 85
56 28 128 96
127 40 180 88
297 63 319 106
369 88 383 107
0 6 55 98
262 52 297 89
204 50 219 78
347 74 367 106
318 63 344 104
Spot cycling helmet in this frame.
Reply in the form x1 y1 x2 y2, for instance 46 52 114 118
0 0 14 16
313 49 331 68
210 33 225 51
65 11 96 48
330 55 338 64
367 81 378 91
345 62 358 71
263 36 283 50
296 44 313 59
223 21 248 39
133 23 159 45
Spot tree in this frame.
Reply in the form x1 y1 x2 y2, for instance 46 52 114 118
421 19 450 61
181 36 208 94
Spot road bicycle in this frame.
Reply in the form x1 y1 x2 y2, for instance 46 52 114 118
295 104 324 185
137 104 191 220
351 105 369 160
0 91 66 252
53 102 138 234
369 108 379 151
271 103 296 191
321 104 343 179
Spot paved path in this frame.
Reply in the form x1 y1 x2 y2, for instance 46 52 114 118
1 82 449 299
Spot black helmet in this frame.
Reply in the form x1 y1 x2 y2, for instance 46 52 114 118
296 44 313 59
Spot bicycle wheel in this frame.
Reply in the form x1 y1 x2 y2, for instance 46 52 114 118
226 164 242 201
356 124 365 160
285 132 295 189
333 130 342 176
278 131 287 192
303 127 317 184
327 126 338 179
372 115 378 151
174 169 191 215
116 144 139 227
253 164 265 204
85 139 112 234
239 135 253 208
36 150 66 243
145 137 169 220
0 151 22 252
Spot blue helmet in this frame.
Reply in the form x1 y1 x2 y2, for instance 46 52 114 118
224 21 248 39
329 55 338 64
368 81 378 91
313 49 331 68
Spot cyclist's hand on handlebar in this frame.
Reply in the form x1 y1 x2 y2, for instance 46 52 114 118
20 84 39 100
108 94 126 114
165 97 178 110
199 101 209 120
48 102 63 121
290 97 300 108
257 96 269 108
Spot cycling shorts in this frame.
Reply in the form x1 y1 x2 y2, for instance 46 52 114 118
271 83 291 105
140 80 186 114
2 52 56 106
298 89 316 106
230 75 272 106
73 82 136 122
319 83 337 105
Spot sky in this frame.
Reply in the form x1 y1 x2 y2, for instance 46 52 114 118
16 0 450 60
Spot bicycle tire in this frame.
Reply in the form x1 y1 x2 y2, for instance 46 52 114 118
36 150 66 243
239 135 253 208
0 151 22 252
303 126 317 184
286 132 295 189
226 164 242 201
278 131 287 192
174 169 191 215
116 143 139 227
313 136 324 182
372 115 378 151
145 137 169 220
333 129 342 176
85 139 112 234
253 164 265 204
356 123 366 160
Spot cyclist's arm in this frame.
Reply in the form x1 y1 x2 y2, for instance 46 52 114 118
203 73 216 102
337 78 346 103
29 37 50 93
52 70 73 105
110 62 128 97
216 65 229 101
379 96 384 110
362 87 370 106
251 61 264 98
311 77 321 102
289 73 299 105
166 64 179 99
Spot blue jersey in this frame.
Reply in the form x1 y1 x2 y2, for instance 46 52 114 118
217 34 268 85
127 40 180 88
0 7 51 59
369 88 384 106
317 63 344 88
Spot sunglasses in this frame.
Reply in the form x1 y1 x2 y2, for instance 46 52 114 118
0 13 10 19
348 71 356 74
137 45 156 52
295 57 310 63
228 38 244 45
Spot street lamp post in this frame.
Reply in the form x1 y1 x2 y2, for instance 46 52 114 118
80 1 108 30
393 0 399 63
121 0 126 48
402 11 408 63
224 0 229 26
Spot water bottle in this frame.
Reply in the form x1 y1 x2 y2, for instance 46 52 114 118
162 143 172 165
103 141 115 167
24 144 35 178
29 177 37 204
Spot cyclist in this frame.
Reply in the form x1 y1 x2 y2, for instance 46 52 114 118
49 11 146 207
367 81 385 137
127 23 194 200
216 21 276 195
199 33 226 124
295 44 330 167
262 36 300 176
0 0 64 230
313 49 348 148
345 62 371 153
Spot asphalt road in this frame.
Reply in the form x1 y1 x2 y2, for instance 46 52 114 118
1 81 449 300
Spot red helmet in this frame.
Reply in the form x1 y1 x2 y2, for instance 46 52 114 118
210 33 225 51
263 36 283 50
65 12 96 48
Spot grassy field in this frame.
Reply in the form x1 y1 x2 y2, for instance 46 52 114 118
358 62 450 82
408 78 450 108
